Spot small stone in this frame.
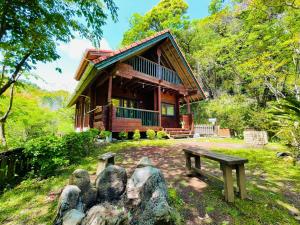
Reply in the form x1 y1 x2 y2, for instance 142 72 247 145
69 169 91 192
81 203 128 225
62 209 85 225
54 185 83 225
137 157 153 168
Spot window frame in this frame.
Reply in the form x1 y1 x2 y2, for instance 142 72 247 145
161 102 175 117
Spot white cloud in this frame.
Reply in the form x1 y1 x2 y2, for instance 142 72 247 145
58 38 112 60
30 37 112 93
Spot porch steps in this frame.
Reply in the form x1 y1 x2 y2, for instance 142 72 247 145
164 128 193 139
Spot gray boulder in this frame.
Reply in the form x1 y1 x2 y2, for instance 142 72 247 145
69 169 90 192
54 185 83 225
62 209 85 225
96 165 127 202
69 169 97 210
81 203 129 225
127 157 175 225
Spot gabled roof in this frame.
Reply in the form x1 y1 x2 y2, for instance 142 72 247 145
68 30 206 106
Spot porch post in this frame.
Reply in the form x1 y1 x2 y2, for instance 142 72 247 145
158 86 161 127
80 97 84 131
186 96 191 114
107 75 113 131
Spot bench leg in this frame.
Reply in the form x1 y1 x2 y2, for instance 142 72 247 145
222 165 234 203
195 156 201 169
236 164 247 199
185 152 192 171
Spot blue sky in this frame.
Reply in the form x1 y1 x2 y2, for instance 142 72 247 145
32 0 211 92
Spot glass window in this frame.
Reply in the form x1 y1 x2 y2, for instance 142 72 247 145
112 98 137 108
161 103 175 116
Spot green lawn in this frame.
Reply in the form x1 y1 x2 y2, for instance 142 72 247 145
0 138 299 225
197 147 300 225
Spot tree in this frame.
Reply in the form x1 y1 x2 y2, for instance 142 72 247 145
0 0 118 147
121 0 189 46
271 97 300 165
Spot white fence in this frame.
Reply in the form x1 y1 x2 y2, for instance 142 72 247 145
194 125 215 136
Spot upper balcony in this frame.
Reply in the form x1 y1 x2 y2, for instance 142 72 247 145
125 56 182 85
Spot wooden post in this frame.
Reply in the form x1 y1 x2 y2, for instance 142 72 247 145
184 152 192 171
89 85 95 128
158 86 161 127
195 156 201 170
157 48 162 80
107 75 112 104
107 75 112 131
80 98 84 131
186 96 191 114
236 164 247 199
222 164 234 202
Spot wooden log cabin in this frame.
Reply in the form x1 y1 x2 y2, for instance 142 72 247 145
68 30 206 138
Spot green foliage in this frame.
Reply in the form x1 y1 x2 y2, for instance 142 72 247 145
24 135 68 177
133 129 141 141
157 130 168 139
0 82 73 149
118 131 128 140
121 0 189 46
99 130 112 139
62 130 97 163
146 129 156 140
270 98 300 164
24 130 98 177
0 0 118 94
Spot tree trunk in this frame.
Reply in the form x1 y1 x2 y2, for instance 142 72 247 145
0 121 7 147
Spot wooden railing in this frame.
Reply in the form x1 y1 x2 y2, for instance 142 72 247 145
116 107 159 126
127 56 182 85
0 148 32 190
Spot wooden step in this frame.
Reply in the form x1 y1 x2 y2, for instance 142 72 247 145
168 131 191 135
164 128 189 131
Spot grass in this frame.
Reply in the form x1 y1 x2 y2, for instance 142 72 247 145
197 147 300 225
0 139 172 225
0 138 299 224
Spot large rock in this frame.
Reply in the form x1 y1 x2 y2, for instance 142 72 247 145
69 169 97 210
54 185 83 225
127 157 174 225
81 203 129 225
96 165 127 202
62 209 85 225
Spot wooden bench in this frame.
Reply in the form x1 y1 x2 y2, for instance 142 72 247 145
96 152 116 176
183 148 248 202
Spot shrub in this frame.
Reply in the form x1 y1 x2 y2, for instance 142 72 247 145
146 129 156 140
119 131 128 140
24 129 98 177
157 130 168 139
62 130 97 162
99 130 112 139
24 135 68 177
133 129 141 141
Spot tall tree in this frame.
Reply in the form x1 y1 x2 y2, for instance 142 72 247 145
121 0 189 46
0 0 118 147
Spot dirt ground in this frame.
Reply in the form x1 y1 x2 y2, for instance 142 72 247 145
117 141 244 225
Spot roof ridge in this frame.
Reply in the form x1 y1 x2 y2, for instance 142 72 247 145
92 29 171 64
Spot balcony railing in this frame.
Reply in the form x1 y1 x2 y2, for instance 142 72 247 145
116 106 159 126
127 56 182 85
